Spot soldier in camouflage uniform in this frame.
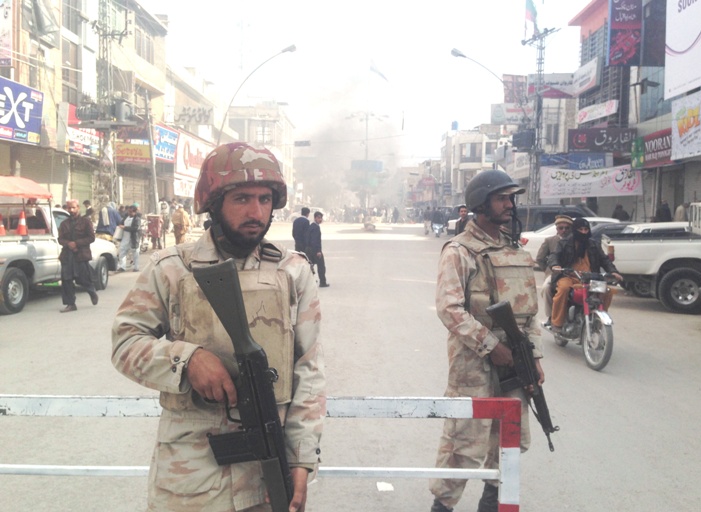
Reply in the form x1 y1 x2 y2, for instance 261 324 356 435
112 143 325 512
429 170 545 512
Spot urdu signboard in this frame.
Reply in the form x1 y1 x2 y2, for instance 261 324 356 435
540 165 643 199
567 127 637 153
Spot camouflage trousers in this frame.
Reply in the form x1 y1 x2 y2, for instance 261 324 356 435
429 373 531 509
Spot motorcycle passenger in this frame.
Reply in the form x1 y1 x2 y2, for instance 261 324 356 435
549 217 623 332
429 170 545 512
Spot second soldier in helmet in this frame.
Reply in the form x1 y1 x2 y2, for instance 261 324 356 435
429 170 545 512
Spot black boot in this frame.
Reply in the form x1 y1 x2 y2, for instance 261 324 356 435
477 483 499 512
430 498 453 512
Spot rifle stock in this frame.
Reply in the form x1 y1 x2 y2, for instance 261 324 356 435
193 260 293 511
486 300 559 452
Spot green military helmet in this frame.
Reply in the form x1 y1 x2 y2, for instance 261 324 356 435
464 170 525 212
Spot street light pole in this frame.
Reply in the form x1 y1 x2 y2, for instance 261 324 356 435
215 44 296 146
450 48 534 197
451 48 505 87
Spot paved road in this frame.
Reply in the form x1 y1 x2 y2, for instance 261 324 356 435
1 221 700 511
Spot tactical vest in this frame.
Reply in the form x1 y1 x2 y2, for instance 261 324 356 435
453 231 538 334
159 244 295 412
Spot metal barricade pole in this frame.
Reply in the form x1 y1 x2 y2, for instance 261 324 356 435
0 395 521 510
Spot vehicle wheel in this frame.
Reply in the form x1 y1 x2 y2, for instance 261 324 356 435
581 316 614 371
554 334 569 347
0 267 30 315
658 268 701 314
93 256 109 291
629 280 652 298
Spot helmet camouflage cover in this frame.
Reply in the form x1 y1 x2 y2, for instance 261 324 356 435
194 142 287 214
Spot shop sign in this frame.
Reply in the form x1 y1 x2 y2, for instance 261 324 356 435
671 89 701 160
631 128 673 169
175 130 214 181
541 164 643 199
115 141 151 164
153 124 178 162
577 100 619 125
567 127 637 153
0 76 44 145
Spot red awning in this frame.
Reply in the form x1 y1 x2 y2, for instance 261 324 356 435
0 176 53 199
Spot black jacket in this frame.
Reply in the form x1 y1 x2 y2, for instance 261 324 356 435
306 221 322 253
550 235 618 287
292 216 310 248
456 217 469 235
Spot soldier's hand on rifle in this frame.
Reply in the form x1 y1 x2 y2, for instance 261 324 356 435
186 348 237 407
535 359 545 386
488 342 514 367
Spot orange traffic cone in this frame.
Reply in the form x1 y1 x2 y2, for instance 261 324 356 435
0 214 6 236
16 210 28 236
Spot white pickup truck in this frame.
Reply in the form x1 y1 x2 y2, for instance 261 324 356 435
601 203 701 314
0 176 118 315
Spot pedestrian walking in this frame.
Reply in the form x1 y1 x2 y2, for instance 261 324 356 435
292 207 311 252
171 203 191 244
57 199 98 312
306 211 329 287
117 204 142 272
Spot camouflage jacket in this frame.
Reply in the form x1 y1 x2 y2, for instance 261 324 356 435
436 221 542 388
112 231 325 511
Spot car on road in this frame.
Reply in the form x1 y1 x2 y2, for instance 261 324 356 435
619 221 690 234
517 204 597 232
1 177 118 315
520 217 620 268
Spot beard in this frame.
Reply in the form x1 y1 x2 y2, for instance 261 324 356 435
218 217 272 258
484 207 513 225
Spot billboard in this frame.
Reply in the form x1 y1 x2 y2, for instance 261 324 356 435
664 0 701 99
502 74 528 104
572 57 601 96
491 103 534 125
526 73 575 99
577 100 619 125
607 0 642 66
631 128 673 169
671 90 701 161
0 76 44 145
153 124 178 162
568 127 637 153
540 165 643 199
0 1 12 66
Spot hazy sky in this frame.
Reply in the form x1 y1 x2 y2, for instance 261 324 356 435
142 0 592 164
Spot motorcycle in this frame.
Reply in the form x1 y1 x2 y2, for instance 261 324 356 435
544 268 620 371
432 222 445 238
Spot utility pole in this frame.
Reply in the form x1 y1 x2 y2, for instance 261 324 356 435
522 28 558 205
76 0 132 208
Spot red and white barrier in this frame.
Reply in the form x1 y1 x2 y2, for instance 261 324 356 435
0 395 521 510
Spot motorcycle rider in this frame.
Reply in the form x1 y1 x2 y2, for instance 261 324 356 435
429 170 544 512
431 207 446 235
549 217 623 332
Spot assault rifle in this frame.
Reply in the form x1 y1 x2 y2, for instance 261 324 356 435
193 260 293 512
486 300 559 452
